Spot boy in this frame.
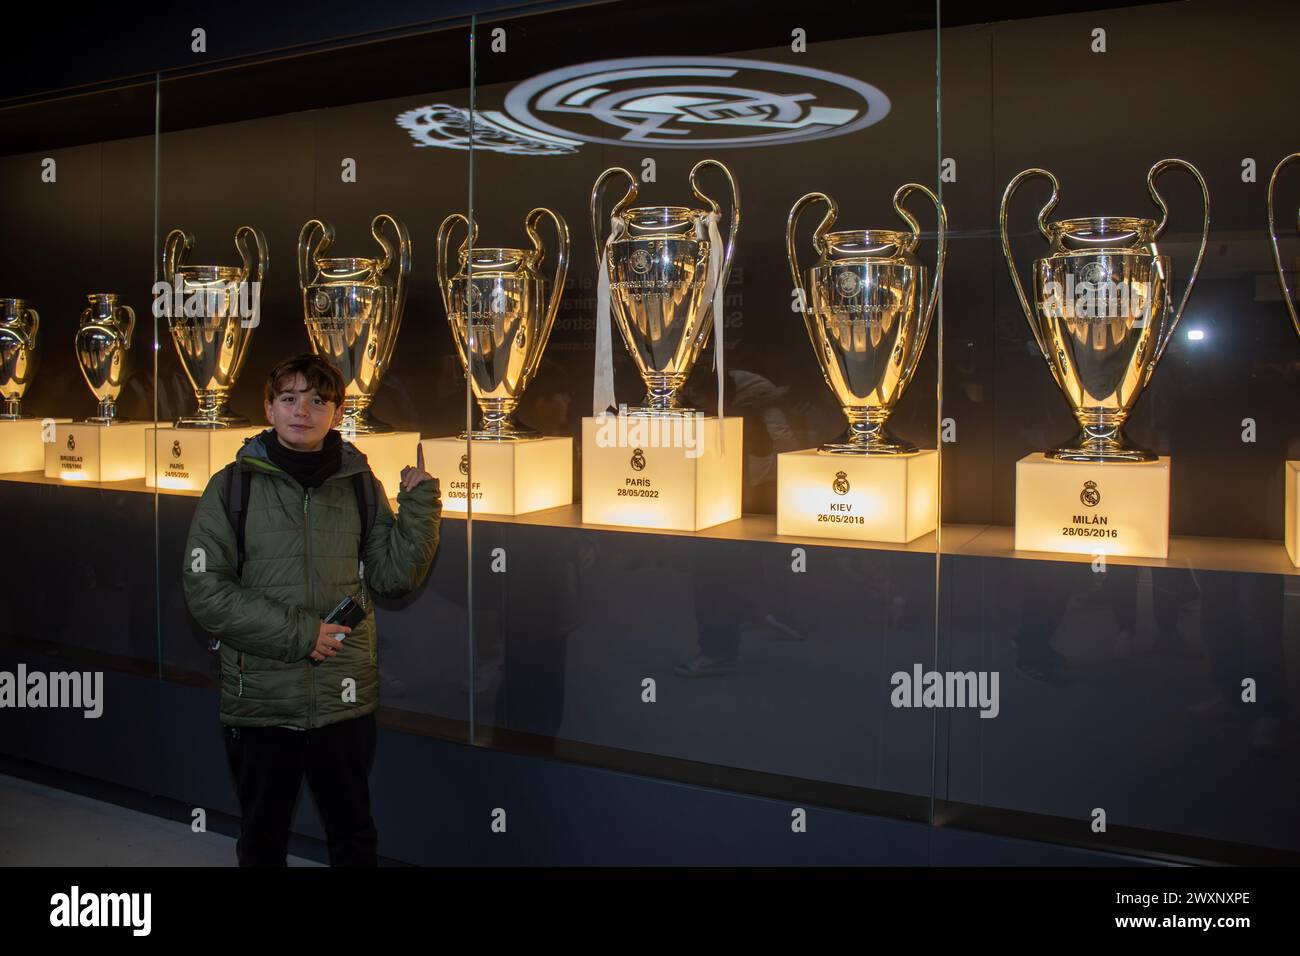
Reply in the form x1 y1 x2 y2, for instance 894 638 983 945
182 353 441 866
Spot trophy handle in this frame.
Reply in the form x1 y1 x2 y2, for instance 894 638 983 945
1147 158 1211 366
590 167 637 268
435 213 475 323
161 229 193 282
999 168 1065 389
234 225 268 287
1267 153 1300 341
523 206 570 391
116 304 136 350
372 213 411 325
435 213 474 381
22 308 39 351
893 182 948 388
297 219 334 293
786 191 838 377
689 158 741 283
372 214 412 377
234 225 268 331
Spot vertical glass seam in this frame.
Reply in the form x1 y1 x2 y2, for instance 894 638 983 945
153 72 162 681
466 16 477 744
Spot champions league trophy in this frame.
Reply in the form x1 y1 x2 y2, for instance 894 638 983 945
1000 159 1210 462
0 299 40 420
787 184 946 454
589 159 739 417
1268 153 1300 340
298 214 411 435
1268 152 1300 565
75 293 136 422
161 226 268 427
436 207 569 439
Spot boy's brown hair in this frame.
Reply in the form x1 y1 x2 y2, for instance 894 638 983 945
264 353 346 407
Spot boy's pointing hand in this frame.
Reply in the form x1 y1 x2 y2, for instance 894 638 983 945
399 443 433 492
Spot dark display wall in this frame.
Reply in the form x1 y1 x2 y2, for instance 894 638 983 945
941 0 1300 537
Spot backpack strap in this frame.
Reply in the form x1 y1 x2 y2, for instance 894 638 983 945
224 464 252 578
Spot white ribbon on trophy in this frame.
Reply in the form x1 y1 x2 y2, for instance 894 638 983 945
592 214 625 419
697 210 726 453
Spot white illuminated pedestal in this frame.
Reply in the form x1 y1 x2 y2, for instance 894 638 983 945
45 421 152 482
145 426 261 491
580 414 742 532
777 448 937 543
346 432 422 500
1285 461 1300 567
1015 453 1170 559
0 418 71 473
419 436 573 516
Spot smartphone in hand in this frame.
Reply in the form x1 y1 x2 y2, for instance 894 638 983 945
325 594 365 630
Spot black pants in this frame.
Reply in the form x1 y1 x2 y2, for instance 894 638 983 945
223 713 378 867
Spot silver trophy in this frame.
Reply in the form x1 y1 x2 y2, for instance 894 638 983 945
75 293 136 423
1000 159 1210 462
298 215 411 434
787 185 946 454
161 226 268 427
1268 152 1300 340
0 298 40 420
590 159 739 415
436 208 569 439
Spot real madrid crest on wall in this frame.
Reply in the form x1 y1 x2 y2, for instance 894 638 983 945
459 454 469 475
833 470 850 495
172 440 182 458
630 447 646 471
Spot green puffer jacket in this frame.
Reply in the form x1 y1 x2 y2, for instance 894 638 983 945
181 431 442 729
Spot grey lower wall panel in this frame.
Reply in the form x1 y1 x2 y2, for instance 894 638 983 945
0 650 1151 865
0 652 921 865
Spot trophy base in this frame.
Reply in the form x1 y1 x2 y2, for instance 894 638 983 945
46 421 153 482
145 425 262 491
1015 452 1170 559
777 448 937 543
175 415 251 429
1285 462 1300 567
817 419 916 455
459 426 542 442
420 435 573 515
344 432 422 500
624 405 697 418
0 418 72 473
581 414 742 532
1046 428 1156 463
818 437 918 455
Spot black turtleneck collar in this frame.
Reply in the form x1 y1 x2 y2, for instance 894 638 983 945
261 427 343 490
